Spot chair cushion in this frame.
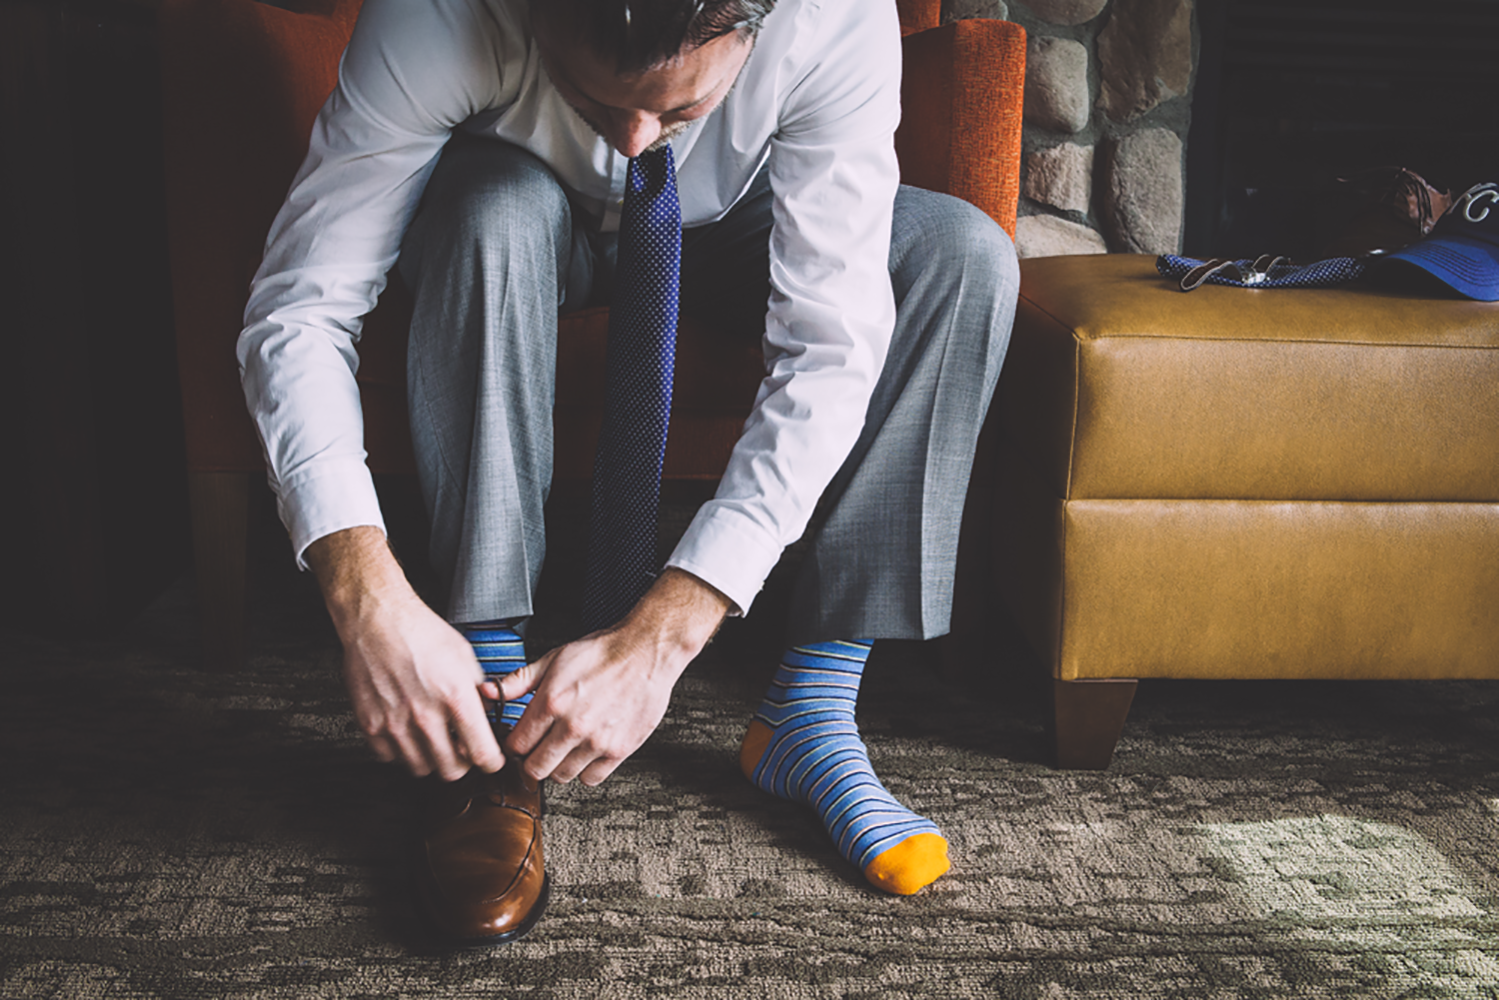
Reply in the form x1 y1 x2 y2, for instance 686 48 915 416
1003 254 1499 502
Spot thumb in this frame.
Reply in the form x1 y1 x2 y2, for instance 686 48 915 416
498 657 548 701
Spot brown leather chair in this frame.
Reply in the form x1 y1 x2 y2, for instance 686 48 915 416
160 0 1025 668
996 254 1499 768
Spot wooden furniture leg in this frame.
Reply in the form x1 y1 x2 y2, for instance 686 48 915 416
1052 678 1138 770
188 471 249 670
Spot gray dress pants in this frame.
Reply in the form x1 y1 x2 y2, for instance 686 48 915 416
397 135 1018 645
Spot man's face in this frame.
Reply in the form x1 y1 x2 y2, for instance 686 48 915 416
533 16 754 159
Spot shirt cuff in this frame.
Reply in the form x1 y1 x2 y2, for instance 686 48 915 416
276 458 388 571
664 500 786 617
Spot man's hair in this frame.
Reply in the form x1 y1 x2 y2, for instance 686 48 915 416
534 0 777 73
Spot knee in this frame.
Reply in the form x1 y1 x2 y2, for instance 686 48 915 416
890 190 1018 300
403 141 571 274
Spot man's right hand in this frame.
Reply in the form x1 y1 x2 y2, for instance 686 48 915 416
305 526 503 781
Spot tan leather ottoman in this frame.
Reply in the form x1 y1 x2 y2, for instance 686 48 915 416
993 254 1499 768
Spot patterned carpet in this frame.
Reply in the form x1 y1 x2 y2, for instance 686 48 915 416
5 556 1499 998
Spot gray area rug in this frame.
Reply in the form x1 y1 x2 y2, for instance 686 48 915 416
5 531 1499 998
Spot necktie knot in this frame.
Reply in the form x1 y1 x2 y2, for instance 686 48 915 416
628 144 674 200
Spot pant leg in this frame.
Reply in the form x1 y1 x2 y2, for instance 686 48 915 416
679 180 1018 645
784 188 1019 646
397 137 580 624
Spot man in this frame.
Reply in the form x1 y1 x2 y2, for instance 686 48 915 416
239 0 1017 944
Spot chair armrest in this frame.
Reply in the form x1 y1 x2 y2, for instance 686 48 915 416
896 19 1027 238
896 0 941 34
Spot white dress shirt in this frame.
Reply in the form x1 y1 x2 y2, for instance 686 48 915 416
239 0 902 615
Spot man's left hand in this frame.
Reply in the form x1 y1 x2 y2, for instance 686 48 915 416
497 568 732 785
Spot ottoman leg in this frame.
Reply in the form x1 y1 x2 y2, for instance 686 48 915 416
1052 678 1137 770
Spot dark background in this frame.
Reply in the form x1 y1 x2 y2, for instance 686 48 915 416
2 0 187 631
1185 0 1499 259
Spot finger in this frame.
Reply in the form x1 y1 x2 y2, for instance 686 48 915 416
578 754 624 787
498 657 548 702
478 679 502 703
412 710 470 782
548 743 601 785
505 710 544 757
366 732 399 763
503 655 557 756
451 693 505 774
388 726 436 778
518 725 579 783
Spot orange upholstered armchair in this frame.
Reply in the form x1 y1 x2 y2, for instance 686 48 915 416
159 0 1025 668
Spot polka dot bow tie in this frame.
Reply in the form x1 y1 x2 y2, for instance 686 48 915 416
1157 253 1367 291
581 145 682 632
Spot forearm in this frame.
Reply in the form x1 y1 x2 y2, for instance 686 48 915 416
305 525 413 636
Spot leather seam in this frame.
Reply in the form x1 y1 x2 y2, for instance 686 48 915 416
480 833 542 905
1014 290 1083 499
1058 333 1499 350
1056 496 1068 682
1059 335 1078 684
1067 337 1079 502
1061 498 1499 506
1015 287 1080 682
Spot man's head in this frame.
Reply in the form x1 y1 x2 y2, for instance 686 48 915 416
535 0 776 74
532 0 775 157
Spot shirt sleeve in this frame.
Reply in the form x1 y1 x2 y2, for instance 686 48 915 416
665 1 903 615
237 0 511 568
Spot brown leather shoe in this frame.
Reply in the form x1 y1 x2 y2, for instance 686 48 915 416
413 756 549 946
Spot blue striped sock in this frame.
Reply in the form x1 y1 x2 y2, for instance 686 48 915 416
740 640 951 895
458 621 531 729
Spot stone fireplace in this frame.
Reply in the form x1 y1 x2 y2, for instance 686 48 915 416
942 0 1198 257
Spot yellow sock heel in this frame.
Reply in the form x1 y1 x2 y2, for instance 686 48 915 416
740 720 774 781
862 832 951 895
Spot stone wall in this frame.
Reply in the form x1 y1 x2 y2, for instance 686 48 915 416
941 0 1198 258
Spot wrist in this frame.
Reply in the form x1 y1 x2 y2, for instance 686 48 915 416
304 526 414 636
625 567 731 660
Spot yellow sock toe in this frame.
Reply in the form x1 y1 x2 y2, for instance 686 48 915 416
740 720 774 781
862 832 951 895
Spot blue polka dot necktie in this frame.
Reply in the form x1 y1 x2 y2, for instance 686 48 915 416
580 145 681 632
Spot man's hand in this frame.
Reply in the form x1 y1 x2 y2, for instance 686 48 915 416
499 568 731 786
306 526 503 781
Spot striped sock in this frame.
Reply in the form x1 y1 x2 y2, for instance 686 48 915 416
739 640 950 895
458 621 531 729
